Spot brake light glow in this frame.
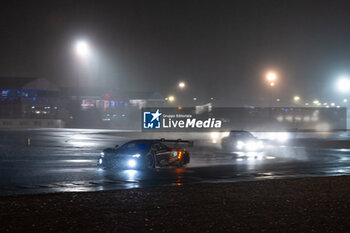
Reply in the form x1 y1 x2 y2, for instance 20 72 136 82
178 151 182 159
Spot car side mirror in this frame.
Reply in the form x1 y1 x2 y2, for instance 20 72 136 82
115 144 119 148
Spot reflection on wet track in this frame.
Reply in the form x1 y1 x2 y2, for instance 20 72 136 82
1 129 350 196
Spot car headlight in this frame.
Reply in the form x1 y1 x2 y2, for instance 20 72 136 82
236 140 244 149
127 159 137 168
246 141 258 151
132 153 141 158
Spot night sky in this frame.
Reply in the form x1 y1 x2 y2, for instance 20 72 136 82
1 0 350 105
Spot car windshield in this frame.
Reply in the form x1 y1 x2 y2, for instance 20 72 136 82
116 141 152 154
231 132 255 139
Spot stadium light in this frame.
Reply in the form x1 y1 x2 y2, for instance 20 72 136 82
266 72 277 82
74 40 91 59
336 77 350 93
178 82 186 89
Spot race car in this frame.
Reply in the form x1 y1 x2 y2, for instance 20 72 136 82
221 130 264 152
98 139 192 169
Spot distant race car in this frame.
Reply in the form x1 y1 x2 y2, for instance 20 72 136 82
98 139 192 169
221 130 264 152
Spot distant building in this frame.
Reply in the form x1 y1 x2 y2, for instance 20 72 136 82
0 77 165 129
0 77 61 119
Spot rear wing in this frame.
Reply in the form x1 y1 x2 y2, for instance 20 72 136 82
159 138 194 147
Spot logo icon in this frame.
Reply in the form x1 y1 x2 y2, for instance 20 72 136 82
143 109 162 129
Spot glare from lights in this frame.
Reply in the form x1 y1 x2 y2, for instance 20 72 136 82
344 98 348 103
270 82 275 86
266 72 277 82
74 40 91 58
313 100 319 105
267 132 289 142
178 82 186 89
331 102 335 107
337 77 350 93
305 103 309 106
210 132 219 139
127 159 137 168
276 98 280 102
193 97 197 101
293 96 300 101
168 96 175 102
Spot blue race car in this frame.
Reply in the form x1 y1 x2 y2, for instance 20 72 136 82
98 139 192 169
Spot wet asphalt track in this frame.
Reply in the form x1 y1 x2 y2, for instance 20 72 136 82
1 129 350 196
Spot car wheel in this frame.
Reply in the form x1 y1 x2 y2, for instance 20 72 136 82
146 153 155 168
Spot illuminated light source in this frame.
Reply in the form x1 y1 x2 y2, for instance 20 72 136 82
127 159 137 168
336 77 350 93
266 72 277 82
305 103 309 106
178 82 186 89
132 153 140 158
210 132 219 143
98 158 102 164
331 102 335 107
276 98 280 102
168 96 175 102
313 100 320 105
269 82 275 86
246 141 258 151
344 98 348 103
276 115 283 122
210 132 219 139
75 40 91 58
236 141 244 150
193 97 197 101
293 96 300 101
323 103 328 106
177 151 182 159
